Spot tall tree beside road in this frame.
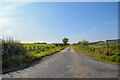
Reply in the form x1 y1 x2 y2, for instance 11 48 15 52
62 38 69 46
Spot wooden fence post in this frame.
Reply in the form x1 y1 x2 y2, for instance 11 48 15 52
33 46 36 49
37 46 39 49
43 46 44 51
105 40 108 48
29 46 31 50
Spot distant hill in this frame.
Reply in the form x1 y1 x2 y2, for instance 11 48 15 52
89 39 120 45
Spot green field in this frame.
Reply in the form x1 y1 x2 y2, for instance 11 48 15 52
2 42 68 72
88 44 119 47
22 43 55 50
88 44 105 47
72 44 120 64
22 43 54 47
22 43 67 62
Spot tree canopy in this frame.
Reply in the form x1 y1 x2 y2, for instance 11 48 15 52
62 38 69 45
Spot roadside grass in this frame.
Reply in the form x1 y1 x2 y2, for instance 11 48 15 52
25 46 67 62
72 44 120 64
2 38 68 72
88 44 105 47
3 45 67 69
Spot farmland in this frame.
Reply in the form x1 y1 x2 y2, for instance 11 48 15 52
72 43 120 64
2 39 119 78
22 43 67 63
23 43 55 51
2 39 68 73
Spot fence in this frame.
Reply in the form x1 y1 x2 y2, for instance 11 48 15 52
24 45 60 51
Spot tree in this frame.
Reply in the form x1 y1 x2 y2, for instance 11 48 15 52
77 39 88 46
82 39 88 46
62 38 69 45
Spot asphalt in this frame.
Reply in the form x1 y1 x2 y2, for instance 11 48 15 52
2 45 119 78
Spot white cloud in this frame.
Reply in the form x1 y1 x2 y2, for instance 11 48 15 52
0 3 29 37
0 3 28 17
0 29 13 35
0 17 15 29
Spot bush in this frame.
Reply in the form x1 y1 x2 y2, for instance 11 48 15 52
2 38 68 70
2 37 27 68
2 37 26 59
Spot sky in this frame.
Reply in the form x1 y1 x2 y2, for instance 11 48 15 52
0 2 118 43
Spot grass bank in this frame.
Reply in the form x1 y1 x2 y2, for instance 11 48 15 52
2 38 68 73
72 44 120 64
3 46 67 73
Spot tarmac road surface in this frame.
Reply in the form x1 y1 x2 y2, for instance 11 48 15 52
2 45 118 78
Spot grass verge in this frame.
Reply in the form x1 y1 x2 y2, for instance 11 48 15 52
72 44 120 64
2 45 68 73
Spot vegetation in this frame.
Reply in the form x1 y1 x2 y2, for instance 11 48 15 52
62 38 69 45
77 39 88 46
72 40 120 64
34 42 47 44
2 38 68 72
2 38 27 68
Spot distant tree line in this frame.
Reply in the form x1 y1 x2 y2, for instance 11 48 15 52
50 38 69 47
73 39 88 46
34 42 47 44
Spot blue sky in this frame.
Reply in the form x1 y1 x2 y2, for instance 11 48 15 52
0 2 118 43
